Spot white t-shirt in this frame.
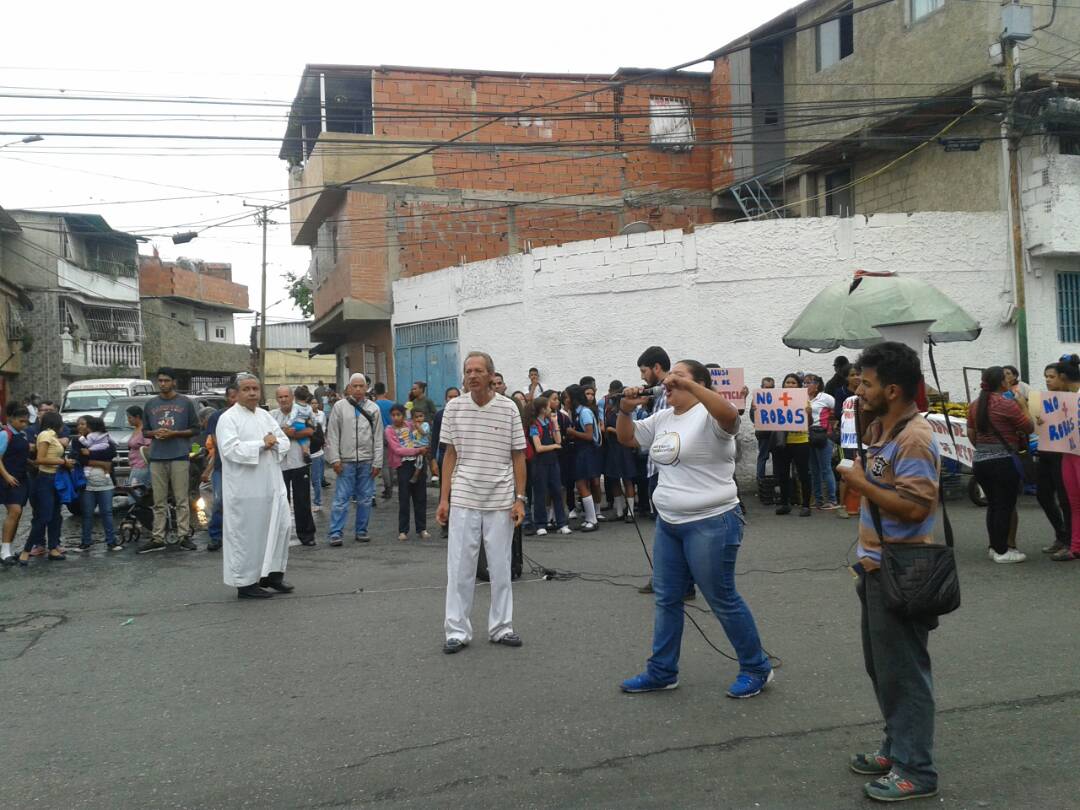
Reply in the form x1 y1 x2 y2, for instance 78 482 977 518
809 392 835 428
632 403 739 524
440 392 526 510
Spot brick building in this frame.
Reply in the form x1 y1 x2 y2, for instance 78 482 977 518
138 254 251 391
279 64 718 401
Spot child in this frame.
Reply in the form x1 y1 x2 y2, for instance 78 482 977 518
409 409 431 484
528 397 570 535
290 386 314 462
385 404 429 541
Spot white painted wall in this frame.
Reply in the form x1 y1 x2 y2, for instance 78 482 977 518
190 305 236 343
394 213 1020 398
57 258 139 303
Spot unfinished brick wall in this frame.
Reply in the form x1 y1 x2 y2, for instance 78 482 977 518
139 255 248 310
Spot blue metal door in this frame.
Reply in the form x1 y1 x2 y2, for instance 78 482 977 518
393 318 459 408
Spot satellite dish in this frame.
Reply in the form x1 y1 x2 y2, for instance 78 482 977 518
619 221 652 235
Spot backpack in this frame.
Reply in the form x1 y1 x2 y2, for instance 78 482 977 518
309 422 326 454
523 419 536 461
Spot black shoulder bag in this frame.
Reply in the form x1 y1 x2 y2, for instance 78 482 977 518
856 390 960 619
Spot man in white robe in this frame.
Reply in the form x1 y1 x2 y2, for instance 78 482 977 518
216 374 295 599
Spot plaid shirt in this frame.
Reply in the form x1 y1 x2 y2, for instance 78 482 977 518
645 386 669 477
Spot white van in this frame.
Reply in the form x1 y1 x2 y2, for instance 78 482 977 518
60 378 155 424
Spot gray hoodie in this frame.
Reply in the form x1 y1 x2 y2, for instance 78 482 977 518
324 397 384 468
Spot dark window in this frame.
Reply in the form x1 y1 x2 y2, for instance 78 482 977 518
817 3 855 70
1060 135 1080 156
825 168 854 217
324 73 374 136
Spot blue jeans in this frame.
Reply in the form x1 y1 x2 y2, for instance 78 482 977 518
330 461 374 538
311 455 325 506
809 440 838 505
208 467 223 543
756 436 771 481
647 509 769 683
25 474 62 552
80 488 117 546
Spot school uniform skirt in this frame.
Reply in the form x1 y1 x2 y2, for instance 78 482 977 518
604 437 637 481
574 441 603 481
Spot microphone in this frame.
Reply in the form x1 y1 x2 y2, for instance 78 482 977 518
609 385 664 401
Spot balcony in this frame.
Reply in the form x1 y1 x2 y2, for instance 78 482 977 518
62 332 142 371
1023 153 1080 257
58 258 140 303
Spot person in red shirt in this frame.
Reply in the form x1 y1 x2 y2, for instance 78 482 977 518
968 366 1034 564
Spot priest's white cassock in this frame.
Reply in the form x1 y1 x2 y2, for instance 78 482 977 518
216 403 293 587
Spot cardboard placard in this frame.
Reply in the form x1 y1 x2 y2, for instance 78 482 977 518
710 367 745 409
751 388 808 432
924 413 976 468
1036 391 1080 455
839 395 860 449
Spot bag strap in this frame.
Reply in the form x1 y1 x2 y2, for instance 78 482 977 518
924 340 956 548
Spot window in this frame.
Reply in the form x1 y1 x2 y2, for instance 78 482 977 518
194 317 209 341
911 0 943 22
1060 135 1080 156
214 326 227 340
649 97 695 151
1057 272 1080 342
817 3 855 71
825 168 854 217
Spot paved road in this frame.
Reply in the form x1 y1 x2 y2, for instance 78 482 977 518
2 486 1077 809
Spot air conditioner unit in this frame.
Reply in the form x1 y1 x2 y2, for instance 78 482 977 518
117 326 137 342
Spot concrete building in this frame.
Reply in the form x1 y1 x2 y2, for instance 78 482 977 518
254 320 336 396
0 206 34 412
279 63 718 399
3 210 144 403
138 254 251 391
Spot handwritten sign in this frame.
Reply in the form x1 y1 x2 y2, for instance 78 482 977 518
840 395 859 449
924 413 976 468
1036 391 1080 455
751 388 808 432
710 367 745 409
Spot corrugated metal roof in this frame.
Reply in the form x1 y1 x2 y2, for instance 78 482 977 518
255 321 317 350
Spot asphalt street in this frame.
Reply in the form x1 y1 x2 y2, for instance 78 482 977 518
1 485 1077 809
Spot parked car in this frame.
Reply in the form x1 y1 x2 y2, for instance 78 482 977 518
100 394 226 487
61 378 155 425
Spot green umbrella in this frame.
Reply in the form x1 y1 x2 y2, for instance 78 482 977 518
782 271 981 352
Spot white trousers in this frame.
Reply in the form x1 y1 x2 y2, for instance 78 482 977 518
444 506 514 643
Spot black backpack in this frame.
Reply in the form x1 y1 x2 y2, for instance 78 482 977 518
309 422 326 454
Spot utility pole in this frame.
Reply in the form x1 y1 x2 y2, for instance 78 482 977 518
244 203 271 389
1003 27 1031 382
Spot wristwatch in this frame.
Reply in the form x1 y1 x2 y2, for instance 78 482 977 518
515 494 527 503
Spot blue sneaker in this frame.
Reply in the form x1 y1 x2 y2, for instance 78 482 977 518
726 669 774 699
620 672 678 693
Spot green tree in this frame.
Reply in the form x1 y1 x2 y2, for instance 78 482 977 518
283 271 313 318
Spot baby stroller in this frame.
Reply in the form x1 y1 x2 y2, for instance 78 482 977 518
115 482 204 546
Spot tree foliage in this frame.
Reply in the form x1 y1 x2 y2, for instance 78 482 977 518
283 271 314 318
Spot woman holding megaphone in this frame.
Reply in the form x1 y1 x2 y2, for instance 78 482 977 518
614 360 773 699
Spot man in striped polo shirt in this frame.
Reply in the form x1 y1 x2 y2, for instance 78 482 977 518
838 341 941 804
437 351 527 654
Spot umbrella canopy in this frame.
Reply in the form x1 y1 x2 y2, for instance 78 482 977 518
782 271 981 352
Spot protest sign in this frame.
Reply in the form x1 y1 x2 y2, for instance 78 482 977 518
710 367 746 409
751 388 808 432
840 396 859 449
924 413 976 468
1035 391 1080 455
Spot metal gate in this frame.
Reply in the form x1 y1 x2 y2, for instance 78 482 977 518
393 318 459 408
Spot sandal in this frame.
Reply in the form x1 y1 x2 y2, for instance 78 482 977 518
47 551 67 561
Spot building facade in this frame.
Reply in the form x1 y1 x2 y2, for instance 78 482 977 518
138 254 251 391
279 63 718 398
4 210 144 403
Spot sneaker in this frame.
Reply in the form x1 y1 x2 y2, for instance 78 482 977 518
1043 541 1067 554
329 537 343 547
822 501 840 510
850 752 893 776
798 507 812 517
490 632 522 647
397 532 408 542
443 638 468 654
535 528 548 536
568 509 579 520
992 549 1026 564
108 544 124 552
165 542 182 553
420 530 431 540
1051 548 1080 562
775 505 792 515
580 522 598 533
178 537 197 551
620 672 678 693
726 669 774 699
557 526 572 535
638 579 654 594
864 772 938 803
355 532 370 543
135 539 166 554
987 547 996 561
72 544 92 553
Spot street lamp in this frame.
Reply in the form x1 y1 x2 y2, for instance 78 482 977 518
0 135 44 150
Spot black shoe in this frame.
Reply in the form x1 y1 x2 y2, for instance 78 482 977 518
798 507 812 517
178 537 197 551
355 533 370 543
300 538 317 546
237 584 274 599
624 512 635 524
774 505 792 515
259 574 295 593
165 542 182 553
0 556 16 567
135 539 166 554
206 542 222 552
443 638 468 654
490 632 523 647
638 579 654 594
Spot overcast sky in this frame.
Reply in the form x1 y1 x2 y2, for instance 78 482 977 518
0 0 796 337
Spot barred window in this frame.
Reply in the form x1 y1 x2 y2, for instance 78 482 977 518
1057 271 1080 343
649 97 694 151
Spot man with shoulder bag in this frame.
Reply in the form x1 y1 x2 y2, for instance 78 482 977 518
838 341 956 804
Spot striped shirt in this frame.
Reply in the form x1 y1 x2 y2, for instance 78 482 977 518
857 405 940 563
440 392 526 510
